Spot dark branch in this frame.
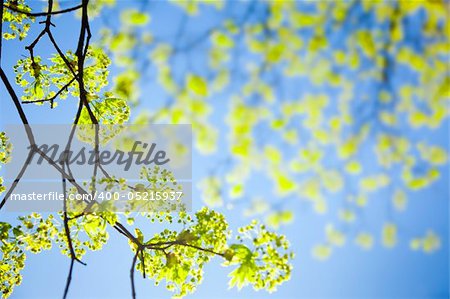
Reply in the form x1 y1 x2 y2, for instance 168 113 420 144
4 3 82 17
178 242 226 257
0 150 33 210
76 0 98 125
61 163 87 266
130 250 139 299
0 68 36 144
140 249 146 279
62 259 75 299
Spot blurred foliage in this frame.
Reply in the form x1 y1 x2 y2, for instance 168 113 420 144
90 0 448 260
0 0 449 298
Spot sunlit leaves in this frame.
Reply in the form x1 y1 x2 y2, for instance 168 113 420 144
81 215 109 250
80 97 130 125
76 97 130 145
0 214 61 298
55 211 109 257
16 214 57 253
131 166 183 213
61 46 111 96
14 46 111 105
128 209 258 296
0 222 25 299
0 132 12 194
2 0 33 40
226 244 257 290
14 56 51 103
226 221 293 292
125 210 293 298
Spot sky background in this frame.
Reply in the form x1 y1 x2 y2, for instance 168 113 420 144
0 1 449 298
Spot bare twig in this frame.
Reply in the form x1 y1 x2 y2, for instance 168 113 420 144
130 250 139 299
62 259 75 299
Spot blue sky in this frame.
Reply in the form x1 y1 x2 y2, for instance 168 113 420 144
0 1 449 298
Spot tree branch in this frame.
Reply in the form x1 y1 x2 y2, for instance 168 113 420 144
61 163 87 265
0 150 33 210
4 3 82 17
62 259 75 299
0 67 36 144
130 250 139 299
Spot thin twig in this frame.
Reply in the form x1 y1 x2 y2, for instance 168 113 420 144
179 242 225 257
140 249 146 279
4 3 82 17
24 0 55 62
0 150 33 210
0 68 36 143
76 0 98 125
130 250 139 299
61 163 87 265
62 259 75 299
